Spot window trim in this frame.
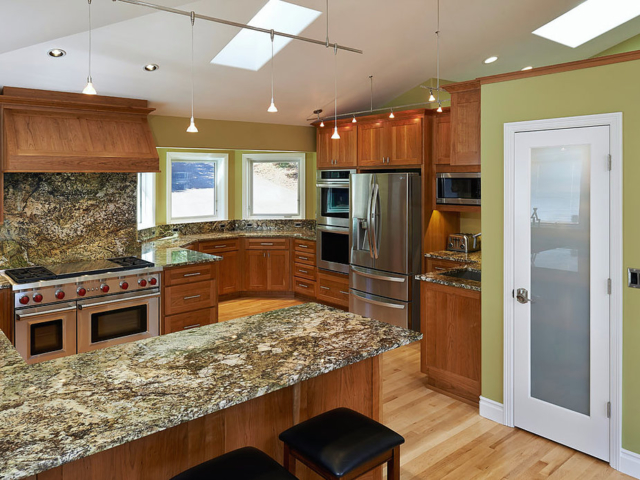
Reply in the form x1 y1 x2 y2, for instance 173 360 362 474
166 152 229 224
242 153 306 220
137 172 156 230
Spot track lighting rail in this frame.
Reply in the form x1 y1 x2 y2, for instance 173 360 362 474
112 0 363 54
307 98 451 123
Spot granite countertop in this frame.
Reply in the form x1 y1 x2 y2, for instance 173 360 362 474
417 250 482 292
0 276 10 290
0 303 420 480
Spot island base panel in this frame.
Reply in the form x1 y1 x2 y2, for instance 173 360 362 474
36 356 382 480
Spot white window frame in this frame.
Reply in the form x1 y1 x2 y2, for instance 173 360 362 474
242 153 306 219
137 172 156 230
166 152 228 224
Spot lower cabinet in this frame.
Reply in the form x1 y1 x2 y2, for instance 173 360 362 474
317 270 350 308
420 281 481 405
198 240 240 296
244 250 269 291
164 307 218 334
243 247 290 292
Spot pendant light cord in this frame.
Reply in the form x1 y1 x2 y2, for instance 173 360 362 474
190 11 195 121
436 0 440 102
334 44 338 125
88 0 92 81
326 0 330 47
369 75 373 112
270 30 275 102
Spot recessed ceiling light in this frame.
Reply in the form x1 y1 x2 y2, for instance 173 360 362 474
484 56 498 64
533 0 640 48
521 66 533 71
48 49 66 58
211 0 321 71
143 64 159 72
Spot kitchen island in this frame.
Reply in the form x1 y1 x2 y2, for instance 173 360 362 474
0 303 420 480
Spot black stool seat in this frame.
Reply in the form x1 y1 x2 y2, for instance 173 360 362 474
279 407 404 478
170 447 298 480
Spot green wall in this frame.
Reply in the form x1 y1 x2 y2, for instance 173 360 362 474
383 77 453 109
596 33 640 57
481 59 640 453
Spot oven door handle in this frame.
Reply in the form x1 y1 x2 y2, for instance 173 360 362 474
16 305 77 320
78 292 161 310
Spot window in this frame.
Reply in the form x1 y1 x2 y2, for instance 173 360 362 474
166 152 228 224
137 173 156 230
242 153 305 219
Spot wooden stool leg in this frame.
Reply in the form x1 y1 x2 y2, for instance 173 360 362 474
387 446 400 480
283 444 296 474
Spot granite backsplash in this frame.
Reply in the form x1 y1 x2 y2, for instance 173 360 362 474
0 173 139 269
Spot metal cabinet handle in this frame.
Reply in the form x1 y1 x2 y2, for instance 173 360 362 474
299 269 308 274
260 242 274 246
78 292 160 310
320 286 330 290
214 245 227 249
297 283 308 288
183 324 201 330
516 288 533 304
339 291 349 295
16 305 76 319
298 245 308 248
183 295 201 300
183 272 201 277
434 267 448 271
298 256 308 260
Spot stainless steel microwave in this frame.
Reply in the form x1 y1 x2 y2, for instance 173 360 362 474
436 172 481 206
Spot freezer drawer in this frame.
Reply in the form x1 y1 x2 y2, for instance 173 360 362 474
349 289 410 330
350 265 410 301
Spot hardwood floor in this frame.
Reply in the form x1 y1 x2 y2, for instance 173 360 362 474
219 298 631 479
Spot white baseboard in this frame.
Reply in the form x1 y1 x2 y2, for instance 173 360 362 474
479 396 505 425
620 449 640 479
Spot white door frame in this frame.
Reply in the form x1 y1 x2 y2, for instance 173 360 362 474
503 113 623 470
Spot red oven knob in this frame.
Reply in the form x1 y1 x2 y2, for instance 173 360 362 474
55 290 65 300
77 287 87 297
33 293 43 303
138 279 147 287
101 284 110 293
120 281 129 290
19 295 29 305
149 277 157 286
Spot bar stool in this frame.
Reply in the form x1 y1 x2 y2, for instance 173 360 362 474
279 407 404 480
170 446 298 480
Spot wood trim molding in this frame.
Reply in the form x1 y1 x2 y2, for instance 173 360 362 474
442 79 480 93
480 49 640 85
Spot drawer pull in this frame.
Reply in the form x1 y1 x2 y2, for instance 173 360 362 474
297 283 308 288
183 324 201 330
183 295 201 300
214 245 227 249
434 267 448 271
260 242 274 246
340 291 349 295
298 244 308 248
183 272 202 277
299 269 308 274
320 286 330 290
298 256 308 260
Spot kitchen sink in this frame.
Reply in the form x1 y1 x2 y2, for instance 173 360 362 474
442 270 481 282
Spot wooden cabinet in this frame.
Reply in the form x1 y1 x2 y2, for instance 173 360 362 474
357 117 423 167
243 239 290 292
244 250 269 291
433 110 451 165
317 123 357 168
425 258 467 273
420 282 481 405
199 239 241 296
162 262 218 334
443 80 481 166
317 270 350 308
267 250 290 291
293 239 317 299
0 289 12 344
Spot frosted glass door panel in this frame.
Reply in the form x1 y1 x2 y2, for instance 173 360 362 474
530 145 591 416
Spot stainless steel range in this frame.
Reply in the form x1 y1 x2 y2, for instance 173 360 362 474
2 257 162 364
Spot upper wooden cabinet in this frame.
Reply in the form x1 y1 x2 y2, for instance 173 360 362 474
357 115 423 167
433 110 451 165
443 80 481 166
317 122 357 168
0 87 159 173
357 121 386 166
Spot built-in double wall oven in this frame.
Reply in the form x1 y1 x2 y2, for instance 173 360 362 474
316 170 354 274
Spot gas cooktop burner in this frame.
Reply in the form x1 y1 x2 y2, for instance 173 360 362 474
108 257 155 269
3 266 57 284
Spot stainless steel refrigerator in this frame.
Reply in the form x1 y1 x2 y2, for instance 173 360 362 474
349 173 421 331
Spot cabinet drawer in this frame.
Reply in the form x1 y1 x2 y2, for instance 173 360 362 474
245 238 288 250
199 239 240 254
317 272 350 307
426 258 466 273
294 239 316 253
165 280 216 316
164 263 216 287
294 278 316 297
164 307 217 334
293 263 316 281
293 251 316 266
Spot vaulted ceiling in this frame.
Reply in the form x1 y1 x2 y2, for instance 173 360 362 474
1 0 639 126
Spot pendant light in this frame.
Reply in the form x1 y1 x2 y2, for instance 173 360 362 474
82 0 97 95
186 11 198 133
352 115 357 123
320 119 325 127
389 108 395 119
267 30 278 113
428 88 436 102
435 0 442 113
331 44 340 140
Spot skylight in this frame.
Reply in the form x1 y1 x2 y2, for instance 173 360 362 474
533 0 640 48
211 0 321 71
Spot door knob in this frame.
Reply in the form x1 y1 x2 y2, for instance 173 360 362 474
516 288 533 304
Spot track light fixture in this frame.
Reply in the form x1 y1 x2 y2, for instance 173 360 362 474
437 102 443 113
428 88 436 102
352 115 357 123
82 0 97 95
389 109 395 119
267 30 278 113
187 11 198 133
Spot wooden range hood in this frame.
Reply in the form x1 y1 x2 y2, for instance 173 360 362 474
0 87 159 173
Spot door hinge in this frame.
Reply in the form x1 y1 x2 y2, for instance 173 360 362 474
607 278 612 295
607 154 612 171
607 401 611 419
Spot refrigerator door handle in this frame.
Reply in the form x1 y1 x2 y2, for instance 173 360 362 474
366 182 375 259
370 183 380 259
351 290 406 309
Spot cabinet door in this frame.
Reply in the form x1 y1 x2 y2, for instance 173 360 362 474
316 128 333 168
267 250 290 291
388 118 423 165
450 88 481 165
218 251 240 296
333 124 358 167
244 250 269 291
357 122 386 166
434 112 451 165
